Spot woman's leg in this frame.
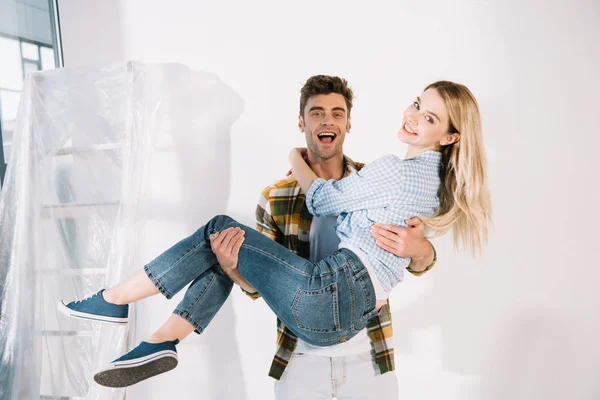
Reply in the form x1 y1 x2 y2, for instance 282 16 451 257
105 212 368 344
147 314 194 343
159 214 377 347
92 214 375 387
93 232 235 387
59 215 229 323
103 269 159 305
146 263 235 342
200 217 377 347
93 266 233 387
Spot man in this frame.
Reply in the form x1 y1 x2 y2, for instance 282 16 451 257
210 75 437 399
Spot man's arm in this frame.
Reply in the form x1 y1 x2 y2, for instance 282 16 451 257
371 217 437 275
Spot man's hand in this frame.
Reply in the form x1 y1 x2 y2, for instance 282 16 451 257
370 217 435 273
210 227 245 271
210 227 257 293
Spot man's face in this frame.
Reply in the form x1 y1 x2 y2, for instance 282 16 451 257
298 93 351 161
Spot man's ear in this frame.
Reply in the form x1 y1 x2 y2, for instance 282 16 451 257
346 116 352 133
298 115 305 133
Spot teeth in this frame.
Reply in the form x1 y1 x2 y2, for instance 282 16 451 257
318 132 336 138
405 124 416 134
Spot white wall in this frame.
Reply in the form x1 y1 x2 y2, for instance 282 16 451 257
58 0 126 67
58 1 600 399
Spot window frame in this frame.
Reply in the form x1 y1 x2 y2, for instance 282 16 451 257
0 0 63 188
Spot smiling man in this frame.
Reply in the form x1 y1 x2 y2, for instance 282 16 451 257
302 93 348 163
212 75 437 400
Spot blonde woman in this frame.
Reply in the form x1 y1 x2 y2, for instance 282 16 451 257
59 80 492 388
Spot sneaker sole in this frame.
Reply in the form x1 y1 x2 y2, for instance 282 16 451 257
94 352 178 387
57 300 128 324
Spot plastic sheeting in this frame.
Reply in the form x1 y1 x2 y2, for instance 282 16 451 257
0 62 243 399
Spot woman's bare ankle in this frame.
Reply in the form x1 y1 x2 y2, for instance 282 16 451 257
102 289 126 305
147 333 178 344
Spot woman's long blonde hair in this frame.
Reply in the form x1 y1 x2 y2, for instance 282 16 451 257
421 81 492 256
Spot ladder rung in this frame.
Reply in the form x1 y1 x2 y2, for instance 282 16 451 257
36 268 108 276
53 142 174 156
38 330 94 337
54 142 124 156
41 202 119 219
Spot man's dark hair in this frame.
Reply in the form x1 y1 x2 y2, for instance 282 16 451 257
299 75 354 117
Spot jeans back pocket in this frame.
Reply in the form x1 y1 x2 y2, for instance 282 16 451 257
292 282 340 333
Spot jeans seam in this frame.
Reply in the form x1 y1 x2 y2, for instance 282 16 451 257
331 358 337 397
144 264 173 299
155 238 206 283
243 243 312 277
298 332 350 344
188 266 218 312
344 265 357 330
340 357 347 388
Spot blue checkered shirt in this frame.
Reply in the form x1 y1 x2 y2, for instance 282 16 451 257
306 150 442 293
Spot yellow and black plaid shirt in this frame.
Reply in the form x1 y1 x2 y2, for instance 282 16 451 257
250 156 435 380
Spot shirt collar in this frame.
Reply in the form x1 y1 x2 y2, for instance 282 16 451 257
409 149 442 165
343 155 361 177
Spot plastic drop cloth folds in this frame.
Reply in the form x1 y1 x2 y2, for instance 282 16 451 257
0 62 243 399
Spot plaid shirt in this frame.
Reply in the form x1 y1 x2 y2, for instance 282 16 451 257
251 156 436 380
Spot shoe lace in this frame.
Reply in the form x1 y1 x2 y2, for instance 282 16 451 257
73 291 99 304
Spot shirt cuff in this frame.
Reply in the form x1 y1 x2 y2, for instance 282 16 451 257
241 287 262 300
406 244 437 276
305 177 326 215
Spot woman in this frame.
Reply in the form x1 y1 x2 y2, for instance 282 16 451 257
59 80 492 388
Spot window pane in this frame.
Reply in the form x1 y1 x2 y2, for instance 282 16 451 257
0 0 61 193
0 90 21 164
21 41 39 60
40 46 56 70
0 37 24 90
23 61 40 78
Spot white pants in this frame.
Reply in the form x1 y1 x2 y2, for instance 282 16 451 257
274 352 399 400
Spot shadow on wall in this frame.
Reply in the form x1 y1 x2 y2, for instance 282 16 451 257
392 91 600 400
127 65 247 400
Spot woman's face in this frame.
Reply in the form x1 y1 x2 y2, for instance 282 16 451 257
398 88 459 151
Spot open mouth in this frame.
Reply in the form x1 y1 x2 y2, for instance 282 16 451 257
317 132 337 144
403 123 418 136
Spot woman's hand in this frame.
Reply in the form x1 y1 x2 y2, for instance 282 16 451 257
289 147 309 163
287 147 310 176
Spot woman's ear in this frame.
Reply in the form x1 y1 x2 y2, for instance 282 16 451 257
445 132 461 145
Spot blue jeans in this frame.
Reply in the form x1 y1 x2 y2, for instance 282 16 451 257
144 215 378 346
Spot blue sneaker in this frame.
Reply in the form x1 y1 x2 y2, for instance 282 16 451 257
94 340 179 387
57 289 129 324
